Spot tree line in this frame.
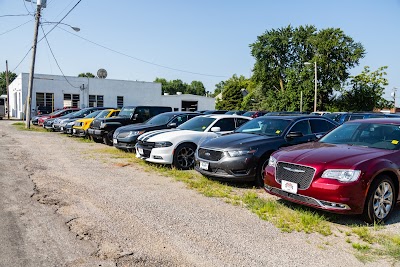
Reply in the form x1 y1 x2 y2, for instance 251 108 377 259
216 25 393 112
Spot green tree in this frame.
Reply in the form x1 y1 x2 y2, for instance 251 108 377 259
0 71 17 95
212 81 225 97
78 72 95 78
186 81 206 95
250 25 365 111
333 66 393 111
217 75 249 110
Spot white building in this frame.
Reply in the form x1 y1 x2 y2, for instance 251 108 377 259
8 73 215 119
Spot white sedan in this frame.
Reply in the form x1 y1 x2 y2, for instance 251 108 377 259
135 114 251 169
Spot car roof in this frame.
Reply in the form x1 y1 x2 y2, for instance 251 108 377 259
346 118 400 125
259 115 330 120
199 114 251 119
158 111 200 115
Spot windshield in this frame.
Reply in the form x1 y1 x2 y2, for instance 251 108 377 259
235 118 291 136
119 107 135 117
242 111 255 117
146 113 175 125
84 110 101 118
96 109 112 119
320 122 400 150
177 116 216 131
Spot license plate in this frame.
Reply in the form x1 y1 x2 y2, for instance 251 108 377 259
199 161 209 170
281 180 298 194
60 127 64 131
73 129 76 133
113 138 117 144
138 148 144 155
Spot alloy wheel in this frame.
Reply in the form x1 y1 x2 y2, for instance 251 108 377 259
372 181 393 220
176 146 195 169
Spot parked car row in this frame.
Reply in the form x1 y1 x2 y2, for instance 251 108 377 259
35 107 400 223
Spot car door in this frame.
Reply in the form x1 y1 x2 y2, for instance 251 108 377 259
285 119 316 145
210 118 236 134
309 118 338 138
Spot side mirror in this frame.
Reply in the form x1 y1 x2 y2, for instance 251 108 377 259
210 127 221 132
130 113 138 120
168 122 177 128
286 131 303 139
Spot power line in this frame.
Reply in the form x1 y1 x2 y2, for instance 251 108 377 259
59 27 227 78
40 24 79 88
0 19 33 36
11 0 82 72
0 14 32 18
22 0 34 15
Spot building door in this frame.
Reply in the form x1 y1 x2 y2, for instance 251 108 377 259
181 101 198 111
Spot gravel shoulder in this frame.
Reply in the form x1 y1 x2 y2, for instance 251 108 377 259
0 120 397 266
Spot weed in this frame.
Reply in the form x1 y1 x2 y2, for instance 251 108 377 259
352 243 371 251
12 122 48 132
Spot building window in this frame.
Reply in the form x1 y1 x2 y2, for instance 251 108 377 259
89 95 104 107
63 94 80 108
117 96 124 108
36 92 54 111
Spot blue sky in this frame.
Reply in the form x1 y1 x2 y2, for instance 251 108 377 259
1 0 399 102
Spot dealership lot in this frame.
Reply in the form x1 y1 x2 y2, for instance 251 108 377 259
0 120 398 266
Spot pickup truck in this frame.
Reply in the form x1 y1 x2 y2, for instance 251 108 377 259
87 105 172 145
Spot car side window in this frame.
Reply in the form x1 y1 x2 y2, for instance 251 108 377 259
236 118 249 128
171 115 188 126
135 107 150 122
213 118 236 131
290 120 311 135
349 115 363 121
309 119 336 134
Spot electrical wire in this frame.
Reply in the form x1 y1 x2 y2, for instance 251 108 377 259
40 24 80 88
11 0 82 72
22 0 34 15
59 27 227 78
0 14 32 18
0 19 33 36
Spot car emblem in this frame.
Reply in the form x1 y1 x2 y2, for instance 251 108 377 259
205 152 211 156
283 167 305 173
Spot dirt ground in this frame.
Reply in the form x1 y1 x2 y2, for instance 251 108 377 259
0 120 399 267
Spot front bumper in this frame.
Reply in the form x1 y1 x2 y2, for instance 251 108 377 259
88 128 105 138
113 136 139 150
264 166 366 214
72 128 87 137
135 144 174 164
194 154 258 181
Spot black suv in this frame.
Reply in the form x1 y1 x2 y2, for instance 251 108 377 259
195 115 339 186
88 105 172 145
113 112 200 151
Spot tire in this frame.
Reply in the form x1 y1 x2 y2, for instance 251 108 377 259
363 175 396 224
255 155 270 187
103 131 114 146
172 143 196 170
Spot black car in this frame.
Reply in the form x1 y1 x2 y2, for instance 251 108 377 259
113 112 200 151
195 115 339 186
202 110 228 114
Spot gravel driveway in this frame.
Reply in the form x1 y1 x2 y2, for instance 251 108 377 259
0 120 397 266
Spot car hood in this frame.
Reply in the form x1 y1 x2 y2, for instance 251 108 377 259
199 132 281 149
116 123 151 133
138 129 212 142
274 142 396 167
76 118 95 123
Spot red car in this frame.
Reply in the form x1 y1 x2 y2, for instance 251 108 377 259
264 118 400 223
37 108 79 126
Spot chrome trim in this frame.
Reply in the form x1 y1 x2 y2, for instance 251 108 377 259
274 160 317 190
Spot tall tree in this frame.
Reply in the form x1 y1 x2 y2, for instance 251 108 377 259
186 81 206 95
217 75 249 110
333 66 393 111
0 71 17 95
250 25 365 111
78 72 95 78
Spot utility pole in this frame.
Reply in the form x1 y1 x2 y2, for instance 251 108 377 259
313 61 317 112
5 60 10 119
300 91 303 113
25 1 42 128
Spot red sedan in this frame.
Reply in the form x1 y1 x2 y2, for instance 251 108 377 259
37 108 79 126
264 118 400 223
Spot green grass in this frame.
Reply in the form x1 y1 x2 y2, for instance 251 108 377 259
12 122 48 132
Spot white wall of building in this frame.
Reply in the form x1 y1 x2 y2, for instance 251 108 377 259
8 73 215 119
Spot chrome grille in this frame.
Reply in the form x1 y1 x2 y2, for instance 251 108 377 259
198 148 224 161
275 162 314 189
91 119 101 129
137 141 155 149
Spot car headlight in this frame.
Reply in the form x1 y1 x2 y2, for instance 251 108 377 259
154 141 173 148
227 149 256 157
128 130 145 137
268 156 277 168
321 169 361 182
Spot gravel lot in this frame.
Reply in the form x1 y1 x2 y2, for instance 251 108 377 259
0 120 398 267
